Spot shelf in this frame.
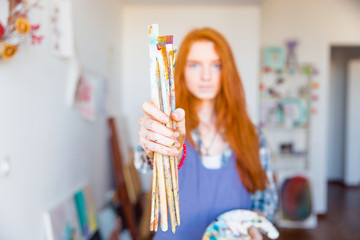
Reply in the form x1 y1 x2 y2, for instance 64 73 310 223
274 153 308 159
260 70 312 173
273 158 307 171
260 96 310 101
272 153 308 172
261 126 308 131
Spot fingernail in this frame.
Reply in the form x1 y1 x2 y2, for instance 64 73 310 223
175 142 181 148
173 132 179 138
174 109 185 119
172 111 179 119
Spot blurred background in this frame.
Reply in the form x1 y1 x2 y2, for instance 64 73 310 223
0 0 359 239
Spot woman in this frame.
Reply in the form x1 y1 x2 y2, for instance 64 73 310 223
137 28 277 239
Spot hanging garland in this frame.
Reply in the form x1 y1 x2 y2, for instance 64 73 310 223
0 0 43 61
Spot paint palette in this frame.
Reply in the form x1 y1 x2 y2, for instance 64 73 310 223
202 210 279 240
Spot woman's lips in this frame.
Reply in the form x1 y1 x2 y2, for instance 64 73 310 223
198 86 214 91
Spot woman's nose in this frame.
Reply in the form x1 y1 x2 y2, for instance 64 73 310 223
201 66 211 81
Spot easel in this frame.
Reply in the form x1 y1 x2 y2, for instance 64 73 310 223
108 118 137 239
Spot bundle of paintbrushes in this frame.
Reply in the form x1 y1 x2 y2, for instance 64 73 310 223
147 24 180 233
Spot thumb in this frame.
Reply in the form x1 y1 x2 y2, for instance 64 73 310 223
248 226 263 240
171 108 186 145
171 108 185 122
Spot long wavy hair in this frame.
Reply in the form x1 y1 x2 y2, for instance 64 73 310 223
175 27 268 193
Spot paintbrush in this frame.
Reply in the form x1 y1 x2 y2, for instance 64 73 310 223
164 35 181 227
157 37 178 233
148 24 168 232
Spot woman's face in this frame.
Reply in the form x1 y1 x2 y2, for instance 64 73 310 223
184 41 222 101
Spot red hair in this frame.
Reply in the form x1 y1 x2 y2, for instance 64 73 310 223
175 27 268 193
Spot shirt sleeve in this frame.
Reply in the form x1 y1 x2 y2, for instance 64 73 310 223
251 131 279 222
134 145 153 174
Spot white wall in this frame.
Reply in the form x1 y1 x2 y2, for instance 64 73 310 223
120 4 261 149
0 0 122 239
261 0 360 214
345 59 360 186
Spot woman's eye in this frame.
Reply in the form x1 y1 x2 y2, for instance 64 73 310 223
189 63 199 68
213 63 222 69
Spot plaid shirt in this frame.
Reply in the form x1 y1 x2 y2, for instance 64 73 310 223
134 130 278 222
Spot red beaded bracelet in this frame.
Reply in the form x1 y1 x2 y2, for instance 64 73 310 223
178 143 187 170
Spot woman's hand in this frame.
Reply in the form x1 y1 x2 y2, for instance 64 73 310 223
138 101 186 165
248 226 263 240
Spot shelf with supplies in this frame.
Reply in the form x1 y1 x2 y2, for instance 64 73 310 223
260 43 319 229
259 69 312 171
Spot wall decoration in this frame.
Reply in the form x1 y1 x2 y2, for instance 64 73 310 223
311 95 318 102
281 175 312 220
260 98 308 128
73 185 98 239
276 171 317 228
0 0 43 61
44 198 84 240
44 185 98 240
298 86 309 97
312 82 319 89
278 98 308 127
74 72 99 122
312 67 319 76
50 0 74 58
264 47 285 70
263 66 272 73
259 101 279 127
302 65 311 75
259 82 265 91
285 40 299 74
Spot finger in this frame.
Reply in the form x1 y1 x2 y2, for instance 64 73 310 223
142 101 169 124
171 108 185 122
143 118 177 138
139 116 178 157
143 152 154 169
138 116 145 126
171 108 186 144
139 138 153 158
140 136 180 156
139 127 181 148
248 227 263 240
138 120 153 157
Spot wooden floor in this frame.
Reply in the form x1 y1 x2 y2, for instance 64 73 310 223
277 182 360 240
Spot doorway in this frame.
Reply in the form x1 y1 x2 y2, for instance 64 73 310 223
328 46 360 185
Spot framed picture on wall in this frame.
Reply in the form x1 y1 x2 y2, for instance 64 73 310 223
264 47 285 70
